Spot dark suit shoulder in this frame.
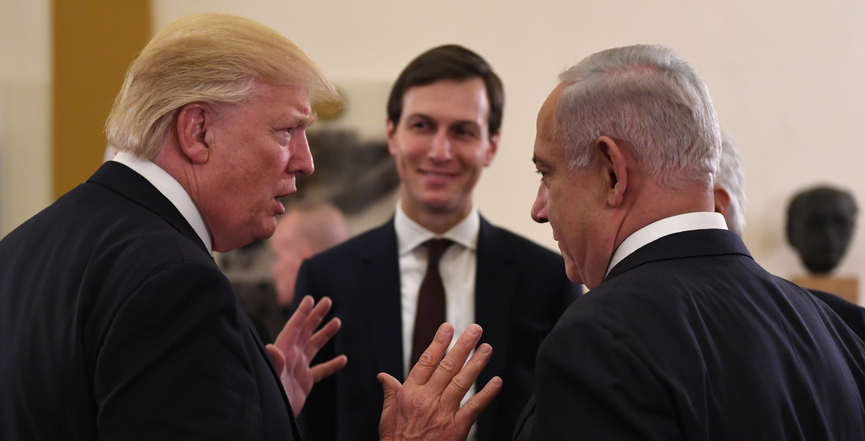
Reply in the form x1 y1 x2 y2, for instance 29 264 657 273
306 221 394 266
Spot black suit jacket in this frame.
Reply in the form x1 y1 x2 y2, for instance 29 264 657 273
515 229 865 440
0 162 300 440
809 289 865 341
293 217 580 441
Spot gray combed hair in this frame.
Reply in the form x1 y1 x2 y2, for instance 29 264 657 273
556 44 721 188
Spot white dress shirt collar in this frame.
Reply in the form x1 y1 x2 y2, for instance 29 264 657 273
113 152 213 254
394 203 480 254
606 211 727 276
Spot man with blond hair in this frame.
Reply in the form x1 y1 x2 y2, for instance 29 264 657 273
0 14 499 441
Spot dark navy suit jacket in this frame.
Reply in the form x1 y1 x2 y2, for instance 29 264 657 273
294 218 580 441
0 162 300 440
515 229 865 440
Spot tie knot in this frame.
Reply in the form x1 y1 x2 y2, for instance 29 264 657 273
425 238 453 264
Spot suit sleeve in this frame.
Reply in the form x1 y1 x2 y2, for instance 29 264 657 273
93 261 265 440
293 259 338 441
531 315 681 441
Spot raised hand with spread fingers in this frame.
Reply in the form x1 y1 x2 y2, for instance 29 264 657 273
266 295 347 416
378 323 502 441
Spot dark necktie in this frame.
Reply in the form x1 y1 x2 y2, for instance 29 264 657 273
410 238 453 367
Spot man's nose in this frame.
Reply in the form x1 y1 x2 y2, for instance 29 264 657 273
290 133 314 177
428 130 453 161
531 185 549 223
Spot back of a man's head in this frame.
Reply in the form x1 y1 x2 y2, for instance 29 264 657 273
270 203 350 306
106 13 339 160
386 44 504 135
555 44 721 188
715 128 747 236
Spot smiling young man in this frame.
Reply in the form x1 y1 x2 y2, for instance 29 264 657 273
293 45 580 441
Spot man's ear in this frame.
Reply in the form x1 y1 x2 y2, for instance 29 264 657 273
596 136 628 208
386 118 398 155
483 131 500 167
176 103 213 164
713 187 731 218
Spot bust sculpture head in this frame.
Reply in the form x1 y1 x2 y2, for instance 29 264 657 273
786 186 858 274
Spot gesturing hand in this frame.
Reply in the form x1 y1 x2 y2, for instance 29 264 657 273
266 295 347 416
378 323 502 441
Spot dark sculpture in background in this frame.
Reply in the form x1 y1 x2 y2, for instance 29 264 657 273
786 185 858 274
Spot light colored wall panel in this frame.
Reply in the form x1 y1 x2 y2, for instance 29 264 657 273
0 0 52 236
159 1 865 301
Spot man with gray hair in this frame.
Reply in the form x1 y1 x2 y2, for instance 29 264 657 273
712 130 865 341
712 128 747 236
0 13 498 441
517 44 865 439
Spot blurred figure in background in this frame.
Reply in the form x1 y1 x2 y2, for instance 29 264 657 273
713 129 865 339
271 202 351 307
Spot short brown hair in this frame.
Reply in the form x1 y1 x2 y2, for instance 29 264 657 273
386 45 504 135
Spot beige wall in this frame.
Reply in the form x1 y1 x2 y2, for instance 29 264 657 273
5 0 865 299
153 0 865 298
0 0 52 236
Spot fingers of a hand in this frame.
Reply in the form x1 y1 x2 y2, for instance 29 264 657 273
275 295 314 347
405 323 454 386
266 344 286 373
305 317 341 359
441 342 492 405
310 355 348 383
298 297 333 344
455 376 502 427
428 324 483 391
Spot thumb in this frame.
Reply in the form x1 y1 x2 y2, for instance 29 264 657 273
266 344 286 373
378 372 401 405
378 373 402 441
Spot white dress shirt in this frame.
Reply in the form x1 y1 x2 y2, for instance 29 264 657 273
395 202 479 440
113 152 212 254
606 211 728 277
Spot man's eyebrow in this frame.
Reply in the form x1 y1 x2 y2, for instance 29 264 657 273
532 155 546 166
298 113 317 126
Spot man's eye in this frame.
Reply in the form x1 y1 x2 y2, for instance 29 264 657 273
536 170 551 185
454 127 477 138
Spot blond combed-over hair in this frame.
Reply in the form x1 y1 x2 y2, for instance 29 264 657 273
106 13 340 160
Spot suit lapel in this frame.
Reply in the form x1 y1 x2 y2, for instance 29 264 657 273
358 221 405 380
241 309 302 441
88 161 208 254
512 394 536 441
474 217 515 390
